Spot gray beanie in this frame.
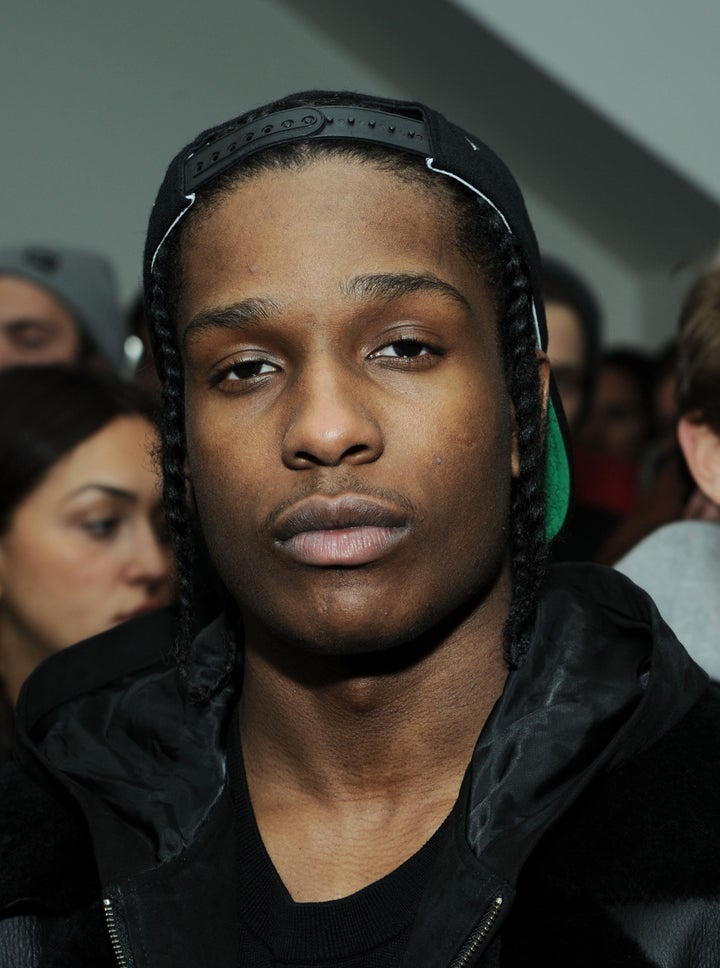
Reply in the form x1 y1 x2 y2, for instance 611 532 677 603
0 245 125 367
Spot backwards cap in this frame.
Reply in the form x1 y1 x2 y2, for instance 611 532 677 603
143 91 571 539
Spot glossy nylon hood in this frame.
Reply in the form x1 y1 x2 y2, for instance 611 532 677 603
13 564 705 906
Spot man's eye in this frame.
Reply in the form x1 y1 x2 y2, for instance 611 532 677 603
370 339 432 360
226 360 276 380
211 359 277 386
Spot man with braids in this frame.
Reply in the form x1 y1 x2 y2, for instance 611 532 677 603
1 92 720 968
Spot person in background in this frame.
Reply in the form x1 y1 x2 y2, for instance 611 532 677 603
541 257 621 560
0 365 173 763
541 256 602 434
0 246 125 371
594 339 699 565
615 260 720 678
580 347 655 466
650 339 679 468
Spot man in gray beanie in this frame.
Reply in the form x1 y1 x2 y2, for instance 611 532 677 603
0 245 125 370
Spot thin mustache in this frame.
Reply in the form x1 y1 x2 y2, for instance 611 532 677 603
264 479 418 536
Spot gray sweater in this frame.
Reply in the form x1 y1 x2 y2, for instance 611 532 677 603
615 520 720 680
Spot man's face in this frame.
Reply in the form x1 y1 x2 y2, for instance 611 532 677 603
0 275 81 367
178 157 518 656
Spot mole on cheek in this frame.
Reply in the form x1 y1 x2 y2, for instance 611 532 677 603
247 263 260 275
434 455 444 465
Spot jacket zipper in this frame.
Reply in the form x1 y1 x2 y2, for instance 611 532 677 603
103 896 132 967
447 895 504 967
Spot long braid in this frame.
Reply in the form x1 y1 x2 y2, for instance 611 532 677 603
497 237 548 665
148 241 239 700
456 194 549 665
147 244 197 688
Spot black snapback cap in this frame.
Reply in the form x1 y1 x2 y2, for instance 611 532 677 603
143 90 571 539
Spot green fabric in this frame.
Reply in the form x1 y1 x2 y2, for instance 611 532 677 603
545 402 570 541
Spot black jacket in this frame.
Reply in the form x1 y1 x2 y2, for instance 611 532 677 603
1 563 720 967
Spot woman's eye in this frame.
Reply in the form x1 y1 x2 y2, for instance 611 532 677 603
83 517 121 540
370 339 434 360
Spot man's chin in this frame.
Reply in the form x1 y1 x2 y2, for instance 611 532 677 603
240 605 464 681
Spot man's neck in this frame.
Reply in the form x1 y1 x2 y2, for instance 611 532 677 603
238 602 509 901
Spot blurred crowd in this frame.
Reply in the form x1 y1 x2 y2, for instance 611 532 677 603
0 245 170 762
545 252 720 676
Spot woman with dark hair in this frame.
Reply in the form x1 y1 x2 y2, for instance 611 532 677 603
1 92 719 967
0 365 173 761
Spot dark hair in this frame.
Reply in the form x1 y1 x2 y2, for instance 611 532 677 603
146 92 548 698
0 365 155 533
676 262 720 433
601 346 655 436
541 255 602 425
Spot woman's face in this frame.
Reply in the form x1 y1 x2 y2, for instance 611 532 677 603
0 415 173 659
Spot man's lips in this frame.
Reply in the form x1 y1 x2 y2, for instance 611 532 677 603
273 495 410 567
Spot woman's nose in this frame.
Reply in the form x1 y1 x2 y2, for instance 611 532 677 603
126 520 173 593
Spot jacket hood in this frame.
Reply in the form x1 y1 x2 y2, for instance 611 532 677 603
12 564 708 961
14 607 238 882
401 563 708 965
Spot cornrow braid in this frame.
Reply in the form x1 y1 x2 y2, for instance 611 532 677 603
149 239 238 701
148 244 202 693
452 192 548 665
496 236 548 665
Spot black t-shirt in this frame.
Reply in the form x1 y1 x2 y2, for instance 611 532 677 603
227 727 450 967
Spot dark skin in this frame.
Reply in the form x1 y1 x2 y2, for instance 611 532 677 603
177 158 548 902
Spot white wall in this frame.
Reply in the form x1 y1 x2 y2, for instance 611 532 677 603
452 0 720 202
0 0 403 305
524 188 646 349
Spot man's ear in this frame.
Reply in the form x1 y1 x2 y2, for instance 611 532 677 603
677 416 720 506
511 350 550 479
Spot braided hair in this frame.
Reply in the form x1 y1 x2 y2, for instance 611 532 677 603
147 101 548 697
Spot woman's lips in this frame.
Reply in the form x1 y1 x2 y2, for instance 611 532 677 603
114 602 164 624
273 496 410 567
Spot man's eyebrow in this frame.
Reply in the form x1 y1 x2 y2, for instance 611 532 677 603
182 297 282 349
344 273 471 310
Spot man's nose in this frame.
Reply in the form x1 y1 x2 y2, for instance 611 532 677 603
281 361 384 469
